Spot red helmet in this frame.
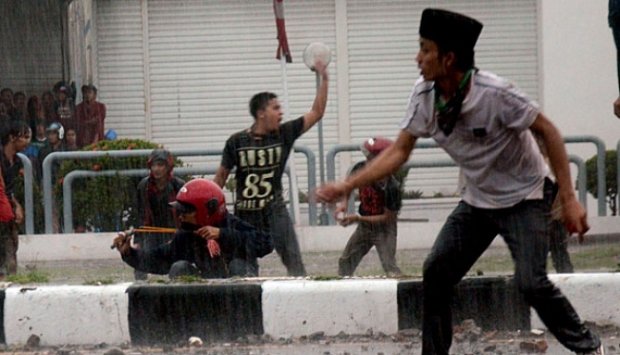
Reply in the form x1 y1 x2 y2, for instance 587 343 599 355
361 137 393 157
173 179 227 226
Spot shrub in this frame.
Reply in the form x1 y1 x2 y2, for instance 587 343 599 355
55 139 184 232
585 150 617 216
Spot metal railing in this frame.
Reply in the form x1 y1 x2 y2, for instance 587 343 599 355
14 136 614 233
327 139 597 225
564 136 606 216
41 147 316 233
61 166 296 233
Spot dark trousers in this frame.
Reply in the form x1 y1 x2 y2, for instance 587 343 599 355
134 232 174 280
0 221 17 275
238 203 306 277
338 220 401 276
421 182 600 354
548 219 574 273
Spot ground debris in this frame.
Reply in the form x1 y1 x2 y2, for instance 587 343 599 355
519 339 549 353
453 319 482 342
26 334 41 349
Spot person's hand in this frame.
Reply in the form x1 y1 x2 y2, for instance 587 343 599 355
14 205 24 225
112 231 133 256
313 59 329 80
315 181 352 204
339 214 359 227
206 240 221 258
334 203 346 223
614 96 620 118
195 226 221 240
561 197 590 243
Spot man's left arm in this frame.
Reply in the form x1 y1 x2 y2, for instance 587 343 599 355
301 61 329 133
529 113 589 240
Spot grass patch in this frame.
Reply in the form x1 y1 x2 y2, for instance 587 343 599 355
7 271 49 284
173 275 204 283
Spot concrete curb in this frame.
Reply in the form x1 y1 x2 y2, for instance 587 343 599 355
0 274 617 346
17 216 619 261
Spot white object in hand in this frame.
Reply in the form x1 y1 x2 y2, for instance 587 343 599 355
303 42 332 70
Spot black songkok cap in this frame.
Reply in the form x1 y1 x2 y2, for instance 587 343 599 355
419 8 483 52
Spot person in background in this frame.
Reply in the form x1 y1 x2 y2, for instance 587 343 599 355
23 120 48 177
11 92 27 122
38 122 65 233
75 84 106 148
131 149 185 280
64 127 79 151
41 91 58 123
38 122 65 165
113 179 274 279
214 60 329 277
54 86 75 131
0 120 31 275
335 137 402 277
316 8 602 355
26 95 46 134
0 89 15 119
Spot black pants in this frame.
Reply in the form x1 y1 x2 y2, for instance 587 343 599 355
237 203 306 277
421 180 600 354
548 219 574 273
133 232 174 280
338 220 401 276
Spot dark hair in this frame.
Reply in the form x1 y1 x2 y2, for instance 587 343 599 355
27 95 41 118
249 92 277 119
81 84 97 94
1 120 30 146
0 88 13 96
438 48 475 72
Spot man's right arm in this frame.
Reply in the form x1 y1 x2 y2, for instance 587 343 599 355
316 130 416 203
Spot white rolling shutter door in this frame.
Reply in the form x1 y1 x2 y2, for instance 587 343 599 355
146 0 337 187
95 0 147 138
346 0 538 196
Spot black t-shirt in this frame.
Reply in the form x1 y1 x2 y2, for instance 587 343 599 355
221 116 304 213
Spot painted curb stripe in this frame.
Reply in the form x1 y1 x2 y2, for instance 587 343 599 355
3 284 131 346
262 279 398 338
127 283 263 345
398 277 530 331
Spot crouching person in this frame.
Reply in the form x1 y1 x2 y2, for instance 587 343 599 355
112 178 274 279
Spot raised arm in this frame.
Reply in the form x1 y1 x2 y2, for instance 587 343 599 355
529 113 589 239
301 60 329 133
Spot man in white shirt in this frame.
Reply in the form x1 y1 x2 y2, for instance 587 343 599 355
317 8 602 355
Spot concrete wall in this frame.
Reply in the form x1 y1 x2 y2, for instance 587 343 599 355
17 216 619 262
541 0 618 156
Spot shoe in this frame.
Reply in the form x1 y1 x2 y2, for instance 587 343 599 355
578 344 605 355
